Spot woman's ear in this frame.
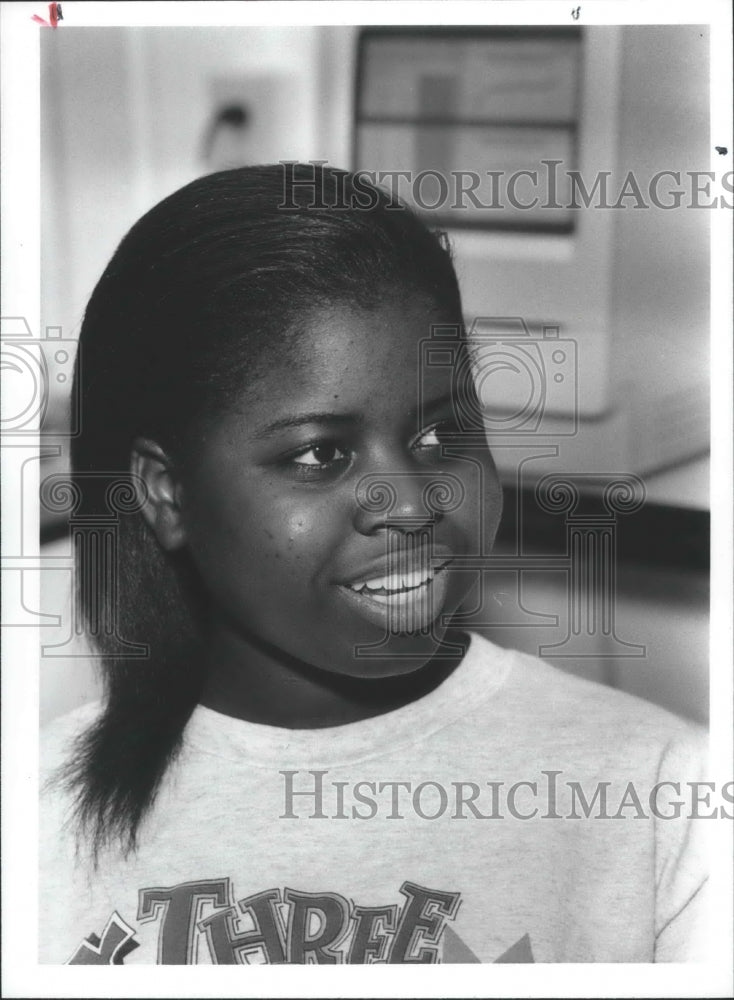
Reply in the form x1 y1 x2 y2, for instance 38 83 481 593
130 437 188 551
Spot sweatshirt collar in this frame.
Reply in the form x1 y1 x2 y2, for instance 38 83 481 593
182 633 511 767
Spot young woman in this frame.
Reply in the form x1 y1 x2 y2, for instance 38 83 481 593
40 164 707 965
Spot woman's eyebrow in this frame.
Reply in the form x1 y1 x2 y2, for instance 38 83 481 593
252 412 360 439
419 391 455 417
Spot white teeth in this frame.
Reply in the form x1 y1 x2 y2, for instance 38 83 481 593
349 569 436 594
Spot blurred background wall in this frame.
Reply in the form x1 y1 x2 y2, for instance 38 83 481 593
38 25 710 725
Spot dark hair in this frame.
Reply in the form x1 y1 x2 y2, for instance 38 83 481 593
62 163 464 857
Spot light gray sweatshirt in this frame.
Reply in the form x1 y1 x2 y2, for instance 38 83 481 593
39 634 710 964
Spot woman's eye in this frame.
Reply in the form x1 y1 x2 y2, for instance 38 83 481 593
416 427 442 448
414 420 458 452
291 442 349 469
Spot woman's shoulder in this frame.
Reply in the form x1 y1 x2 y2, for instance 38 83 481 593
468 632 704 751
40 699 102 786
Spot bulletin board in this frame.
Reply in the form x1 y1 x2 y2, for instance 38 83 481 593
354 27 583 233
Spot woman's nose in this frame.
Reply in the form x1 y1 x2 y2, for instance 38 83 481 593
352 470 464 537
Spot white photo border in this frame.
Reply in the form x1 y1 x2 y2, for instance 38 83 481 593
1 1 732 997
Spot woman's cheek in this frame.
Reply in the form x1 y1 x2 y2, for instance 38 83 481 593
285 509 313 540
278 491 345 542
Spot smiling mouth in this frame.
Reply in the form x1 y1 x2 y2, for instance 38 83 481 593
337 560 453 633
345 560 452 601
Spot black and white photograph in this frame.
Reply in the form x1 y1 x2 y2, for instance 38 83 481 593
1 1 732 996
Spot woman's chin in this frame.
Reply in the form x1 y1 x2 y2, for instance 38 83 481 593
333 624 465 681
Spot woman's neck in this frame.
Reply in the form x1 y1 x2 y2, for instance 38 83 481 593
198 627 465 729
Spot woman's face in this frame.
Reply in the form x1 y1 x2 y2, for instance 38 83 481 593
177 296 503 680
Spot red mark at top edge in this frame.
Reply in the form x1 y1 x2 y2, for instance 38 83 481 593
32 2 62 28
